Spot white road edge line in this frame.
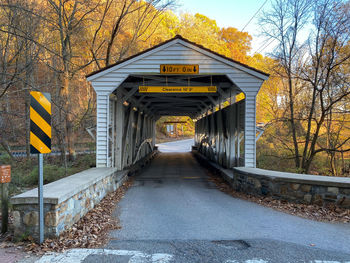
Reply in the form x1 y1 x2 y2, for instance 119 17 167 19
35 248 174 263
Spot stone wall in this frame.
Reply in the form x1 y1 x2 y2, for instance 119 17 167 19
232 168 350 208
193 151 350 208
10 150 158 240
11 168 128 239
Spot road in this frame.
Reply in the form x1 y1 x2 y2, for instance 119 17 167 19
35 139 350 263
156 138 194 152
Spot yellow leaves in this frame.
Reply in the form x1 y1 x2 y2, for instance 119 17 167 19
220 27 252 63
194 13 220 33
170 13 229 56
248 54 283 124
158 13 254 63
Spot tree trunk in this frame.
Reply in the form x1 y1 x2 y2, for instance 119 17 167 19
341 149 345 176
53 58 68 171
288 76 300 168
329 153 335 176
62 69 75 161
25 44 33 158
25 90 31 157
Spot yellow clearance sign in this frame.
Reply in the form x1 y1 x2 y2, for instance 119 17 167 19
139 86 217 93
30 91 52 154
160 64 199 74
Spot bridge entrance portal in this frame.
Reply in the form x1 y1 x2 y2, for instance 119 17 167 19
86 35 269 170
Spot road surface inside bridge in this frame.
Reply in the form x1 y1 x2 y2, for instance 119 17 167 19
36 140 350 262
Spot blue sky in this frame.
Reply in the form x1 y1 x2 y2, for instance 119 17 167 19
176 0 273 54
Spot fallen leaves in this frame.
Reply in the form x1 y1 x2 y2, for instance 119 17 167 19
207 171 350 224
25 178 133 255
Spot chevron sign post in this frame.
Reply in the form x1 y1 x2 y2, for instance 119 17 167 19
30 91 51 244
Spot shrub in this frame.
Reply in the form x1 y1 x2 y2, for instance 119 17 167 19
26 165 66 185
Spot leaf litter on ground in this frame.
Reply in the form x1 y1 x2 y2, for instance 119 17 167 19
24 178 133 255
206 169 350 224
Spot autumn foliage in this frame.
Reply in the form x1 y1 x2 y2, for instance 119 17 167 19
0 0 349 177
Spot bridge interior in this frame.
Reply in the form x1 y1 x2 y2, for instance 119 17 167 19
108 73 245 170
117 74 236 118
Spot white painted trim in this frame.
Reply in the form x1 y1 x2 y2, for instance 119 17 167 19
90 74 129 93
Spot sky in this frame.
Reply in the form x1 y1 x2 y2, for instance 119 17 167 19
176 0 274 55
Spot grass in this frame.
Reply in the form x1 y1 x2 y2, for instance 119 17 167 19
0 151 96 197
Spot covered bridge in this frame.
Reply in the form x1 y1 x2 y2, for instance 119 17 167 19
86 35 269 170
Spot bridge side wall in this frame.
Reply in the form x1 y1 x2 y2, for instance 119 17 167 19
195 101 245 168
11 168 128 239
232 168 350 208
109 96 156 170
10 150 158 240
194 151 350 208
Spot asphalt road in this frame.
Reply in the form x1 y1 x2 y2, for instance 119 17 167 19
108 140 350 262
34 139 350 263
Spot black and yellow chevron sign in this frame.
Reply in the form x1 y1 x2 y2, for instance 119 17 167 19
30 91 51 154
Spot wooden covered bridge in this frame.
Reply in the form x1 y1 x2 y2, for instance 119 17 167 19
86 35 269 170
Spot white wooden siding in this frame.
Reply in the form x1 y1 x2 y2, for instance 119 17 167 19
244 94 257 167
226 74 263 167
101 44 237 77
96 92 109 167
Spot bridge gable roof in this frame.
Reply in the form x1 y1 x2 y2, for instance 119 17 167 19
86 35 269 83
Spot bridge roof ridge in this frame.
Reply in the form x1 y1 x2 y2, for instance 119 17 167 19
86 35 269 81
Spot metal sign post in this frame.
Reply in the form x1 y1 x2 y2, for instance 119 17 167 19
38 154 44 243
30 91 51 244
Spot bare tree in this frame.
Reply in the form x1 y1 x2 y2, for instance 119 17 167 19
0 1 42 157
260 0 311 168
43 0 100 162
260 0 350 173
0 1 29 99
0 0 98 165
90 0 175 68
298 0 350 172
